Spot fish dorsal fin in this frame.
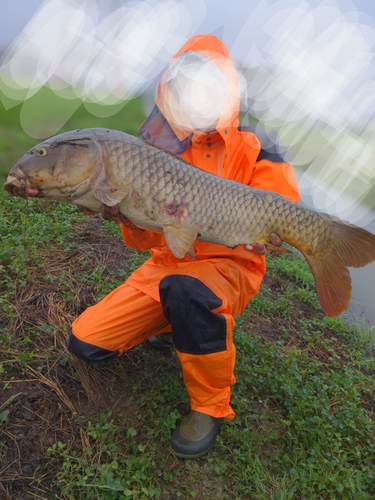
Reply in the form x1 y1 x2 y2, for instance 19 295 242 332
94 185 130 207
163 225 197 259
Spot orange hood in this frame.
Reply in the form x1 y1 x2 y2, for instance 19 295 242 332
139 35 241 154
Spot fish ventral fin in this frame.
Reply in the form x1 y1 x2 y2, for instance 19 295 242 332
94 185 130 207
264 242 292 254
163 225 197 259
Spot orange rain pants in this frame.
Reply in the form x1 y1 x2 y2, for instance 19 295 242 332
71 257 264 420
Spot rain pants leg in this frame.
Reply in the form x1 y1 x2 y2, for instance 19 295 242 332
68 259 262 420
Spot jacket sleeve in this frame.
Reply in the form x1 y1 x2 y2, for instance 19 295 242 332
250 159 300 203
119 223 166 251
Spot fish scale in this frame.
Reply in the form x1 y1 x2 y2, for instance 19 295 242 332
4 127 375 318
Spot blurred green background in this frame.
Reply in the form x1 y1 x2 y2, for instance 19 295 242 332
0 88 146 184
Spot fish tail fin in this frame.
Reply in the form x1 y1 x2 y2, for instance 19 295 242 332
302 218 375 318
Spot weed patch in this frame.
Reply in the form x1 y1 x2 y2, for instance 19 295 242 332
1 99 374 499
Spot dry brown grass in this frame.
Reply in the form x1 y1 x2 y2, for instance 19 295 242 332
0 216 142 498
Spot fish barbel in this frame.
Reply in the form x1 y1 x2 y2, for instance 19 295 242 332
4 128 375 317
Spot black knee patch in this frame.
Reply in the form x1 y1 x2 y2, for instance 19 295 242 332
159 275 226 355
67 330 119 362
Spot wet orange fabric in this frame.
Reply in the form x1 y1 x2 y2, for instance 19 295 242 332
72 34 300 421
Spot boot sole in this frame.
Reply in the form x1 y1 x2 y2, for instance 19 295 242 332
169 444 214 459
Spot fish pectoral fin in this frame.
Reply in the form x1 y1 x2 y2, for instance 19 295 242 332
163 225 197 259
186 246 196 260
94 186 130 207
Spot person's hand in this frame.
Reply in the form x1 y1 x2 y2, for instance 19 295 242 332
100 203 123 223
77 203 139 229
77 204 124 223
245 233 283 255
101 204 144 230
77 205 99 216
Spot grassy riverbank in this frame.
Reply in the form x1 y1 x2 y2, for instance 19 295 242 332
0 97 374 499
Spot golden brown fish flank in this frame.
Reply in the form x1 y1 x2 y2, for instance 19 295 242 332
4 127 375 318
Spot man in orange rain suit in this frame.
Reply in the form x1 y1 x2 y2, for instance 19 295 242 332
68 35 300 458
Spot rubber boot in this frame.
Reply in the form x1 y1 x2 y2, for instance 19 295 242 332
146 333 173 350
170 410 223 458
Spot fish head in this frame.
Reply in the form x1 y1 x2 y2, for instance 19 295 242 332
3 130 102 201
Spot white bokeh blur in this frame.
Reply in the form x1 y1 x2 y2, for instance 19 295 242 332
0 0 206 106
234 0 375 223
0 0 375 222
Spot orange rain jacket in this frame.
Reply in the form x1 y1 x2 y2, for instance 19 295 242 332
120 35 300 305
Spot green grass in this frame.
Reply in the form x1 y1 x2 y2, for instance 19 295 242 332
0 95 375 499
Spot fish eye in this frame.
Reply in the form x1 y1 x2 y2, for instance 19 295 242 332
37 148 47 156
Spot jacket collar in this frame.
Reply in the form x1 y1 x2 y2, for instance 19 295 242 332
139 105 192 154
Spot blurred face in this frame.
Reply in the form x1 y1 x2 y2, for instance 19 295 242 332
159 52 238 136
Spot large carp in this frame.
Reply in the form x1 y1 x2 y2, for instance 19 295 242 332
4 128 375 318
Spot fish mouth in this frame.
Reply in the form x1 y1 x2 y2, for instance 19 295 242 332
3 175 41 199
